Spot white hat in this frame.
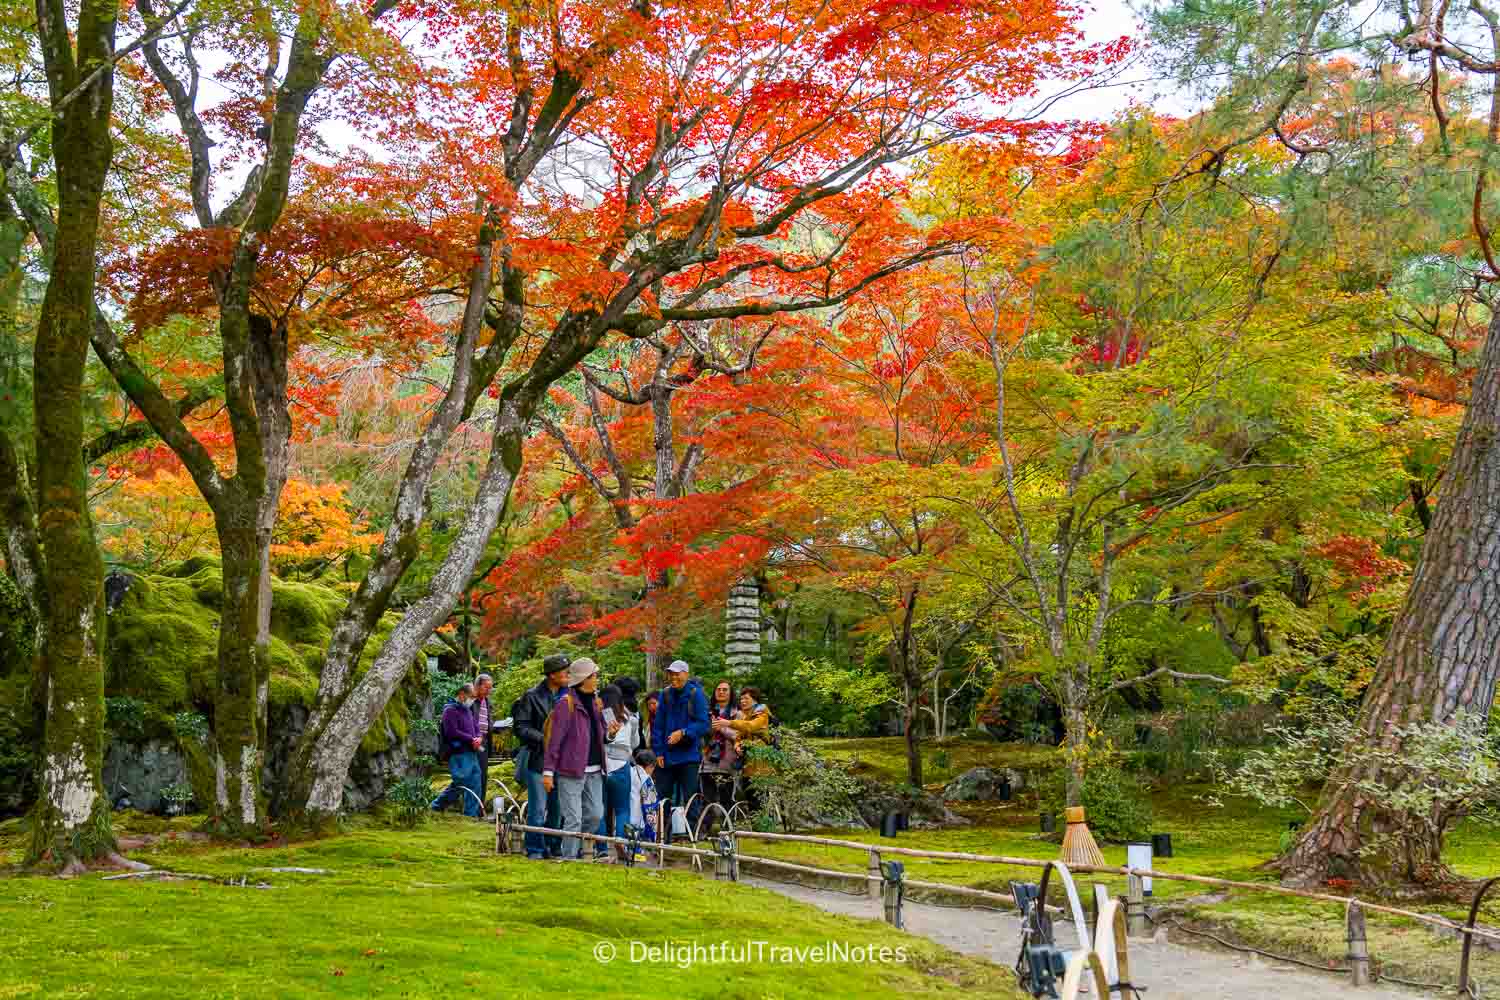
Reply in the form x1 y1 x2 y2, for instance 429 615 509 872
666 660 689 674
568 657 600 686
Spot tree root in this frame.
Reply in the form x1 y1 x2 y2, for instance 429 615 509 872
55 857 88 879
104 852 152 872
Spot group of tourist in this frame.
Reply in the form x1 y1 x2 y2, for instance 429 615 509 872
431 653 774 862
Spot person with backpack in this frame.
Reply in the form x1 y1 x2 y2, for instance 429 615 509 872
596 683 638 860
511 655 570 859
651 660 708 834
542 657 608 861
430 683 483 817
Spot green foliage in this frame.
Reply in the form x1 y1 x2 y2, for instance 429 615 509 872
425 664 464 716
160 782 195 814
101 565 425 757
171 710 209 744
978 681 1058 744
105 696 147 743
792 656 895 734
733 639 876 733
1207 707 1500 850
746 726 862 830
386 776 433 827
932 748 952 775
0 577 37 807
1040 766 1154 843
0 572 34 678
0 673 35 810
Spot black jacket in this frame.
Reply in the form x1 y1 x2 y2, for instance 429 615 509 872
511 679 559 773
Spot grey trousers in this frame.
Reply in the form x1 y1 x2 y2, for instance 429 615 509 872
557 771 605 859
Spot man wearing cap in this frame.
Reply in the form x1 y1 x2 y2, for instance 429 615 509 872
543 657 609 860
651 659 709 833
511 654 570 859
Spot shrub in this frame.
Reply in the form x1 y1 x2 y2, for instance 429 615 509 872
171 710 209 743
745 726 862 830
105 696 147 742
1205 705 1500 855
1040 767 1153 843
161 782 195 816
735 640 887 734
387 776 433 827
932 749 952 776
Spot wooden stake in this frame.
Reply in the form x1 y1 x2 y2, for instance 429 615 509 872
1126 874 1148 938
1347 901 1370 987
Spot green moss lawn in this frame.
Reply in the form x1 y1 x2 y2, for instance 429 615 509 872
0 812 1026 1000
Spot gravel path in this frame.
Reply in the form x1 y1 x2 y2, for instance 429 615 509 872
747 877 1422 999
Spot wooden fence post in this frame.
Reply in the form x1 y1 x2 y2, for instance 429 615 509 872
881 861 904 928
715 832 739 882
1347 902 1370 987
868 848 882 901
1126 874 1148 938
658 802 668 867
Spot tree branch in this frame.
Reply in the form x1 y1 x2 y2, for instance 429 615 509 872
1091 665 1232 703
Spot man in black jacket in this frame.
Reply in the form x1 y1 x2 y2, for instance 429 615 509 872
512 655 569 859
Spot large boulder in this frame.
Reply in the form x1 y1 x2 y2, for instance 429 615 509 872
103 738 190 813
854 778 969 829
96 560 427 816
942 766 1026 801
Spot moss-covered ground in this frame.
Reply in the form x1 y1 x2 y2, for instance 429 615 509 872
0 811 1027 1000
743 737 1500 989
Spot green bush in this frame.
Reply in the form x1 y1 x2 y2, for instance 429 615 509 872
161 782 196 815
746 726 861 830
932 749 952 776
105 696 147 742
736 640 885 734
171 710 209 744
387 776 433 827
1040 766 1153 843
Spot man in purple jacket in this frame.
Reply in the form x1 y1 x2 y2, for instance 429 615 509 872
431 682 483 817
542 658 609 860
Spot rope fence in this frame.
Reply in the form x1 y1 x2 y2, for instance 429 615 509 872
491 808 1499 994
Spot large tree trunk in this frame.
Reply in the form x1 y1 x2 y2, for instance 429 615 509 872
898 587 923 788
27 0 120 868
209 501 272 832
1281 311 1500 889
902 699 924 788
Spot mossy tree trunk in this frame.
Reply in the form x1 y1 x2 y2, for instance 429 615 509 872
1280 310 1500 890
26 0 120 869
83 6 356 834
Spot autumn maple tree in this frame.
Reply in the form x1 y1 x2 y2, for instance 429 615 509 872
279 0 1103 823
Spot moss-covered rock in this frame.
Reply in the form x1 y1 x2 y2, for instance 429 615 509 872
105 564 420 730
96 564 427 814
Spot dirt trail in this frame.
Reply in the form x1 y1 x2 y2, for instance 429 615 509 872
748 877 1423 1000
